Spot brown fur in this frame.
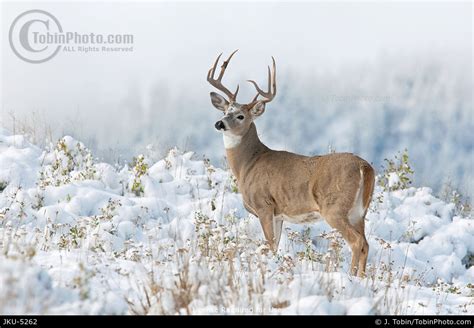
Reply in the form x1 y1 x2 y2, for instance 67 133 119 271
225 123 375 277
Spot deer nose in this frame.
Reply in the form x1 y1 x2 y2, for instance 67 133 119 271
215 121 226 131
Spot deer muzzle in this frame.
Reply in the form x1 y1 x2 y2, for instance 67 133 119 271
215 120 226 131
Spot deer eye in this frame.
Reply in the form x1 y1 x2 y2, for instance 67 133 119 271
237 115 244 120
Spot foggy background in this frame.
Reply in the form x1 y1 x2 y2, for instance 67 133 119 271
1 1 472 197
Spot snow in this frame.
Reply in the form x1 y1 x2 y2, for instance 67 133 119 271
0 130 472 315
388 172 401 189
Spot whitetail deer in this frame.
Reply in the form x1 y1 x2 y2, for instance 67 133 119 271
207 50 375 277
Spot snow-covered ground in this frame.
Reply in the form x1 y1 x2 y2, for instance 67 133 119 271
0 128 472 314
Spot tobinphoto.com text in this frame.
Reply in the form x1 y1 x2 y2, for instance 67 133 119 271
34 31 134 53
9 9 135 63
32 32 133 53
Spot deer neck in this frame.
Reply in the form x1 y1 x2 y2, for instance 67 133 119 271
225 123 269 181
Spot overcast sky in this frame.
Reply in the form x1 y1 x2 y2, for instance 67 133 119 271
1 1 471 147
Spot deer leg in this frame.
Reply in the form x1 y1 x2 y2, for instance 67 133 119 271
357 236 369 277
353 219 369 277
324 213 366 276
257 208 277 251
273 219 283 250
347 233 362 277
346 229 368 277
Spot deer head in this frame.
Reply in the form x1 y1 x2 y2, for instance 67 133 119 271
207 50 276 140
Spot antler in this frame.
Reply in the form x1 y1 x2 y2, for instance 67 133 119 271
247 56 277 104
207 50 240 102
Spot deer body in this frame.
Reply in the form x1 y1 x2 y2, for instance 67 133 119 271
207 51 375 276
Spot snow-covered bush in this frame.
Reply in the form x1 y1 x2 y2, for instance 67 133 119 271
441 179 472 218
0 180 7 192
378 149 414 192
38 136 96 188
129 155 149 196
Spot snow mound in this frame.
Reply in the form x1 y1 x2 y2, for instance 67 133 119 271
0 130 472 314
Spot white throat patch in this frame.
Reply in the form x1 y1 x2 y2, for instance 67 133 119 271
223 132 242 149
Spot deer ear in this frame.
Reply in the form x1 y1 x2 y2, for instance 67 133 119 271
250 101 266 117
210 92 229 112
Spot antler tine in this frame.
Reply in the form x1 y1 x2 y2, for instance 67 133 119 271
271 56 276 95
251 93 259 103
207 50 240 102
208 53 223 82
234 84 240 99
247 80 265 96
217 49 238 80
247 56 277 104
